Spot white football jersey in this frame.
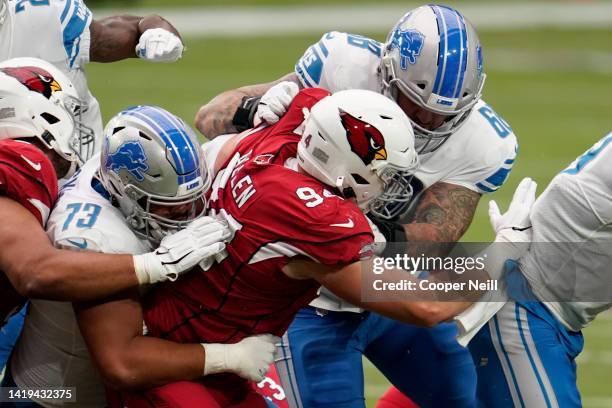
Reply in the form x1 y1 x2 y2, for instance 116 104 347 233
0 0 103 142
10 155 149 408
520 132 612 332
295 32 518 312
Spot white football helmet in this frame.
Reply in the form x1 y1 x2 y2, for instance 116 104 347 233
381 5 485 153
99 105 209 243
297 90 418 220
0 57 95 163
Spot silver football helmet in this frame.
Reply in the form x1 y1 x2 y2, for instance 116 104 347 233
99 105 209 243
0 57 95 164
297 90 419 220
381 5 486 153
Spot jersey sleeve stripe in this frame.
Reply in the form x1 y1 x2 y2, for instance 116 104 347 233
295 62 315 88
304 46 324 84
62 2 91 68
248 242 318 265
317 40 329 57
60 0 73 23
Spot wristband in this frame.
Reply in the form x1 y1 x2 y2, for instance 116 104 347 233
232 96 261 132
201 343 228 376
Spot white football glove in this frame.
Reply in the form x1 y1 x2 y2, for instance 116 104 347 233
202 334 280 382
366 217 387 256
481 177 537 280
489 177 538 243
132 215 231 285
254 81 300 126
136 28 184 63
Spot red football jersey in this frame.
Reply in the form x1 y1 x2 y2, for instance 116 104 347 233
0 139 58 323
142 89 374 344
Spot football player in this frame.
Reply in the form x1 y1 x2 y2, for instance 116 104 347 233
6 105 278 407
76 88 529 407
0 57 227 317
195 4 518 407
0 0 187 365
0 58 227 346
467 131 612 407
0 0 185 144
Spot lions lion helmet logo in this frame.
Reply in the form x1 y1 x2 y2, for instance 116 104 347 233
105 141 149 182
388 28 425 70
340 110 387 166
0 66 62 99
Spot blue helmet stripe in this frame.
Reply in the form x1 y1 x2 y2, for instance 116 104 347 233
452 12 468 98
154 107 201 183
431 5 467 99
123 107 193 184
432 5 446 97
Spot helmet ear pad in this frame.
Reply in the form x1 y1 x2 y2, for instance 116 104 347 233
297 89 418 217
99 106 209 244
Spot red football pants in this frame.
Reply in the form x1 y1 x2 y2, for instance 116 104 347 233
107 374 269 408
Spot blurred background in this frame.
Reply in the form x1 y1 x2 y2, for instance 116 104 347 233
85 1 612 406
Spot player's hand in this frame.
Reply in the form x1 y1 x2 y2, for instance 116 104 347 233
255 81 300 125
132 216 231 285
489 177 537 243
202 334 280 382
366 217 387 256
136 28 184 63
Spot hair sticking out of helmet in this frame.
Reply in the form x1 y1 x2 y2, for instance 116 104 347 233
0 58 95 168
99 105 209 244
297 90 418 220
380 5 486 153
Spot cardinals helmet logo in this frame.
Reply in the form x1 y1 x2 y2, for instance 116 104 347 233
340 110 387 166
0 66 62 99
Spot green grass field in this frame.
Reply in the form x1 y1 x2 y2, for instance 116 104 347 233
86 27 612 407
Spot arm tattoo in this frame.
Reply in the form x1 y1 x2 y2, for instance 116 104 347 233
196 72 302 138
403 182 481 257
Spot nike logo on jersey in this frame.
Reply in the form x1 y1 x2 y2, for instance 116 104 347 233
66 239 88 249
330 219 354 228
21 155 41 171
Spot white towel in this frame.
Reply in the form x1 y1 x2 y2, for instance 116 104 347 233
454 285 509 347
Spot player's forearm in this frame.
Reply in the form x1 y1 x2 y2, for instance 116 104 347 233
90 15 179 62
100 337 204 390
19 249 138 301
195 89 250 138
402 223 456 258
137 15 181 39
195 72 301 137
314 260 487 326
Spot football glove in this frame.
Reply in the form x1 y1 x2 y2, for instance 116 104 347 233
481 177 537 280
202 334 280 382
254 81 300 125
489 177 537 243
132 215 231 285
136 28 184 63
